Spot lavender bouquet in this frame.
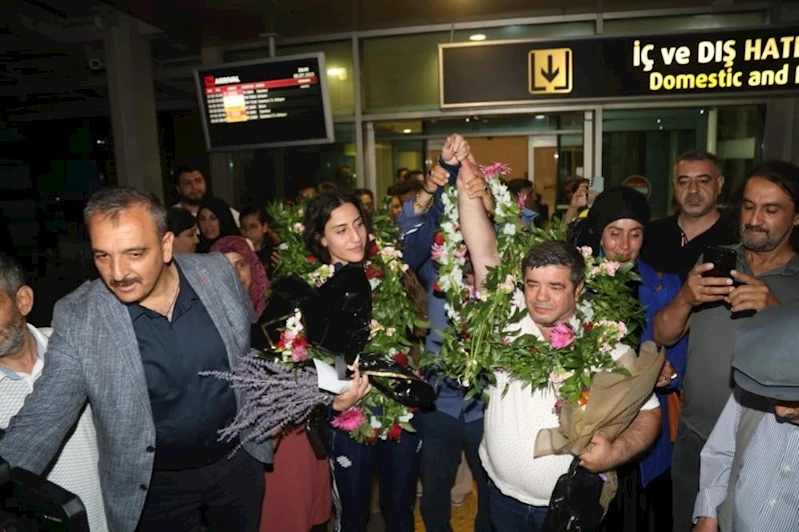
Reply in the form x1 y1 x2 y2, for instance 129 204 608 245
201 351 333 448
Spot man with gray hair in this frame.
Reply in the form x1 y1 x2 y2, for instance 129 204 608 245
0 252 107 531
0 186 272 531
693 302 799 532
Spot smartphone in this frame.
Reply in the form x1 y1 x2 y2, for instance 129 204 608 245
589 176 605 193
701 245 737 279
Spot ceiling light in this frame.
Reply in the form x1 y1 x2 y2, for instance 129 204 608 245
535 114 545 120
469 34 486 41
402 128 412 134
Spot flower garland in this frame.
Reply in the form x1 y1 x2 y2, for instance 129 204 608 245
432 163 644 406
267 201 422 443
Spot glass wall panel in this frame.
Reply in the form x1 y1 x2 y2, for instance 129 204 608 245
602 105 765 219
227 41 355 117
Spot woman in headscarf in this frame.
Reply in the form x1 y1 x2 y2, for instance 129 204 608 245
568 186 687 532
210 235 331 532
197 198 240 253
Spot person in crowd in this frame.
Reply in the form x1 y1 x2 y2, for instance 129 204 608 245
0 187 271 531
460 161 660 531
334 165 355 193
399 134 495 532
239 206 280 274
407 170 425 184
168 207 199 254
569 186 687 532
390 194 403 221
693 302 799 532
197 197 240 254
641 150 736 281
172 164 240 225
653 160 799 532
0 252 108 532
459 161 661 532
210 235 333 532
396 168 409 184
302 192 419 532
553 176 594 227
354 188 375 213
297 184 318 203
507 178 547 228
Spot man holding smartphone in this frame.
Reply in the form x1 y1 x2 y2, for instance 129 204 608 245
653 160 799 532
641 151 736 281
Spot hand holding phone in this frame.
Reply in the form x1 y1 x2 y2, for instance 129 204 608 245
701 246 737 279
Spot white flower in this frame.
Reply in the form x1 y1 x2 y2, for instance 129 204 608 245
368 278 381 290
292 222 305 233
398 411 413 423
579 246 594 259
278 243 289 250
498 274 515 293
370 416 382 429
502 223 516 236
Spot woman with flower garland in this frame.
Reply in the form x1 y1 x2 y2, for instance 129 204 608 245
210 235 333 532
568 186 688 532
302 191 423 532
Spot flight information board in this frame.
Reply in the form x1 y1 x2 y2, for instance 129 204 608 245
194 53 334 151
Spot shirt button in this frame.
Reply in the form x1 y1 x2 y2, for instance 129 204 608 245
139 484 148 491
781 465 791 476
146 446 155 453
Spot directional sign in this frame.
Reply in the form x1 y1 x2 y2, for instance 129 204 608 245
529 48 573 94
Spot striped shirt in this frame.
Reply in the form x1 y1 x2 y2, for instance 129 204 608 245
694 392 799 532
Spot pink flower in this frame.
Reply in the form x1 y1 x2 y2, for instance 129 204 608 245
599 261 621 277
454 244 468 260
291 344 309 363
331 407 366 431
430 244 444 261
549 323 576 349
479 162 512 179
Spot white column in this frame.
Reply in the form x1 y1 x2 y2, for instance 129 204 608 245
706 108 718 155
104 12 163 199
200 46 237 206
353 35 365 189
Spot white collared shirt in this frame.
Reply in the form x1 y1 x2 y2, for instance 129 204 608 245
479 291 658 507
0 324 108 532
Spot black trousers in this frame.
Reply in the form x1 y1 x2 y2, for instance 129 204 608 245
136 450 264 531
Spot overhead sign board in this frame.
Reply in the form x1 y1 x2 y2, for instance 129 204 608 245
439 27 799 108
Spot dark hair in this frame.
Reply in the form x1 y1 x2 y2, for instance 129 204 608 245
396 167 409 179
744 160 799 209
167 207 197 235
0 251 26 298
303 192 371 264
563 177 590 198
196 197 240 253
354 188 374 200
84 186 168 238
674 150 722 176
391 180 423 197
240 206 273 226
407 170 425 182
173 164 204 185
521 240 586 287
507 178 534 196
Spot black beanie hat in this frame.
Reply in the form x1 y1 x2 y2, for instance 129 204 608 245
590 186 651 236
567 186 650 255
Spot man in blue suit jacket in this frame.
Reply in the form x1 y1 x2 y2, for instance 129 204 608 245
0 187 272 531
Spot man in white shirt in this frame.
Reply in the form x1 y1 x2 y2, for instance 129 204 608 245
457 159 661 531
173 165 240 225
0 253 107 532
